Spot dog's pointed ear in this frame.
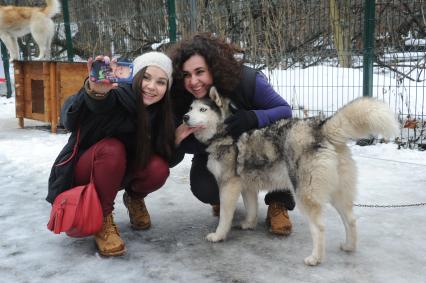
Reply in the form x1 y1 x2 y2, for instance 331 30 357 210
209 86 223 107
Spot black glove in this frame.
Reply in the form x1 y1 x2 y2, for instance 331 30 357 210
224 110 258 139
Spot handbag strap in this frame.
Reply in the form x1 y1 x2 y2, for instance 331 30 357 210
55 127 99 184
89 143 98 183
56 128 81 167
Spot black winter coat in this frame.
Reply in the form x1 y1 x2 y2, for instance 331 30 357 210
46 83 138 203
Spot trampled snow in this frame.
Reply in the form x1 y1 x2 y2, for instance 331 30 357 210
1 91 425 282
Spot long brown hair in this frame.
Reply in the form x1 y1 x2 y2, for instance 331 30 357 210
132 67 175 167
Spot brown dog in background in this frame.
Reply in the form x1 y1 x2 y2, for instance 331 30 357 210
0 0 60 61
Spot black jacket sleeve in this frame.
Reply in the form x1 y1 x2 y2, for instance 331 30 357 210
60 89 85 131
178 134 207 154
61 83 135 131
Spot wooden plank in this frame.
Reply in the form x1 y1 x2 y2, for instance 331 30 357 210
43 62 50 123
24 69 32 119
57 62 87 108
31 112 46 121
50 62 57 133
14 61 25 124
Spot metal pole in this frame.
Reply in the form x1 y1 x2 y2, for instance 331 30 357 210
0 40 12 98
190 0 197 34
167 0 177 43
363 0 375 97
61 0 74 61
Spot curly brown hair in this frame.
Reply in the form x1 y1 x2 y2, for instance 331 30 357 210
168 32 244 99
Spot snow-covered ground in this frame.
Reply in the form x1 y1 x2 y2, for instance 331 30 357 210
1 93 426 283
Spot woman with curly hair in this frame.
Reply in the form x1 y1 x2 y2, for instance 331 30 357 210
169 33 295 236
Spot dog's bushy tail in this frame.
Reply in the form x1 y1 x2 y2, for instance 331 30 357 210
323 97 399 145
43 0 61 18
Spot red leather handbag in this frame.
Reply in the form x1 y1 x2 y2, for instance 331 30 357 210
47 130 103 237
47 181 103 237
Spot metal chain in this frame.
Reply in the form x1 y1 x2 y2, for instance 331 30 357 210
354 202 426 208
352 153 426 208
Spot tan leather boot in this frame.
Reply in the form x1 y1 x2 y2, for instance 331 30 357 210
266 202 292 235
211 204 220 217
123 192 151 230
94 213 126 256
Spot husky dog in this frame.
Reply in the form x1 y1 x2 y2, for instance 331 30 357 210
183 87 398 265
0 0 60 61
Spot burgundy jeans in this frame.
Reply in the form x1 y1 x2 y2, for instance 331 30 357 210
74 138 169 216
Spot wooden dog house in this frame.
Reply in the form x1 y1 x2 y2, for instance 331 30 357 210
14 61 87 133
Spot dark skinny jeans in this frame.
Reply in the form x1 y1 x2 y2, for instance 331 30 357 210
190 154 295 210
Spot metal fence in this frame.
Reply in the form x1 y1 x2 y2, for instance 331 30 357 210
1 0 425 147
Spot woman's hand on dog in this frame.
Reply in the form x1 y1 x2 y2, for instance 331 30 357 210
224 110 258 139
175 123 204 146
87 56 118 94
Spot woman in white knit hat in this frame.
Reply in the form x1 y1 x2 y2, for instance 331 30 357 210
47 51 175 256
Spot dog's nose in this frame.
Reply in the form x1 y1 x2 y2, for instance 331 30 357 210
183 114 189 122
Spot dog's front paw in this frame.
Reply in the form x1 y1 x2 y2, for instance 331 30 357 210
340 242 356 252
304 255 322 266
240 220 256 230
206 232 225 242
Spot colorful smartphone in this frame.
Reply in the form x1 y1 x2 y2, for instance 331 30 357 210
90 60 134 84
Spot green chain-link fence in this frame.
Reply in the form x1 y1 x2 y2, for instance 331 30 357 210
1 0 425 147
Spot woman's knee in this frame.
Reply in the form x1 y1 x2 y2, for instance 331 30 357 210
131 155 169 191
146 155 170 184
189 154 219 204
190 171 219 204
95 138 126 166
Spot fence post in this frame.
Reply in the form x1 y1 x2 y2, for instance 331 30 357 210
362 0 375 97
189 0 197 33
167 0 177 43
0 40 12 98
61 0 74 61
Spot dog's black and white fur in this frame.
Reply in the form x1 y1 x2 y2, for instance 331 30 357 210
183 87 398 265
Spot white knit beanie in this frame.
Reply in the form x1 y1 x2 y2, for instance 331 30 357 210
132 51 173 89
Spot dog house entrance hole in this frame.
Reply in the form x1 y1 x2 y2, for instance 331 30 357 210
31 79 44 114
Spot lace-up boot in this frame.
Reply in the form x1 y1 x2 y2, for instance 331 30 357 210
94 213 126 256
266 201 292 235
211 204 220 217
123 192 151 230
